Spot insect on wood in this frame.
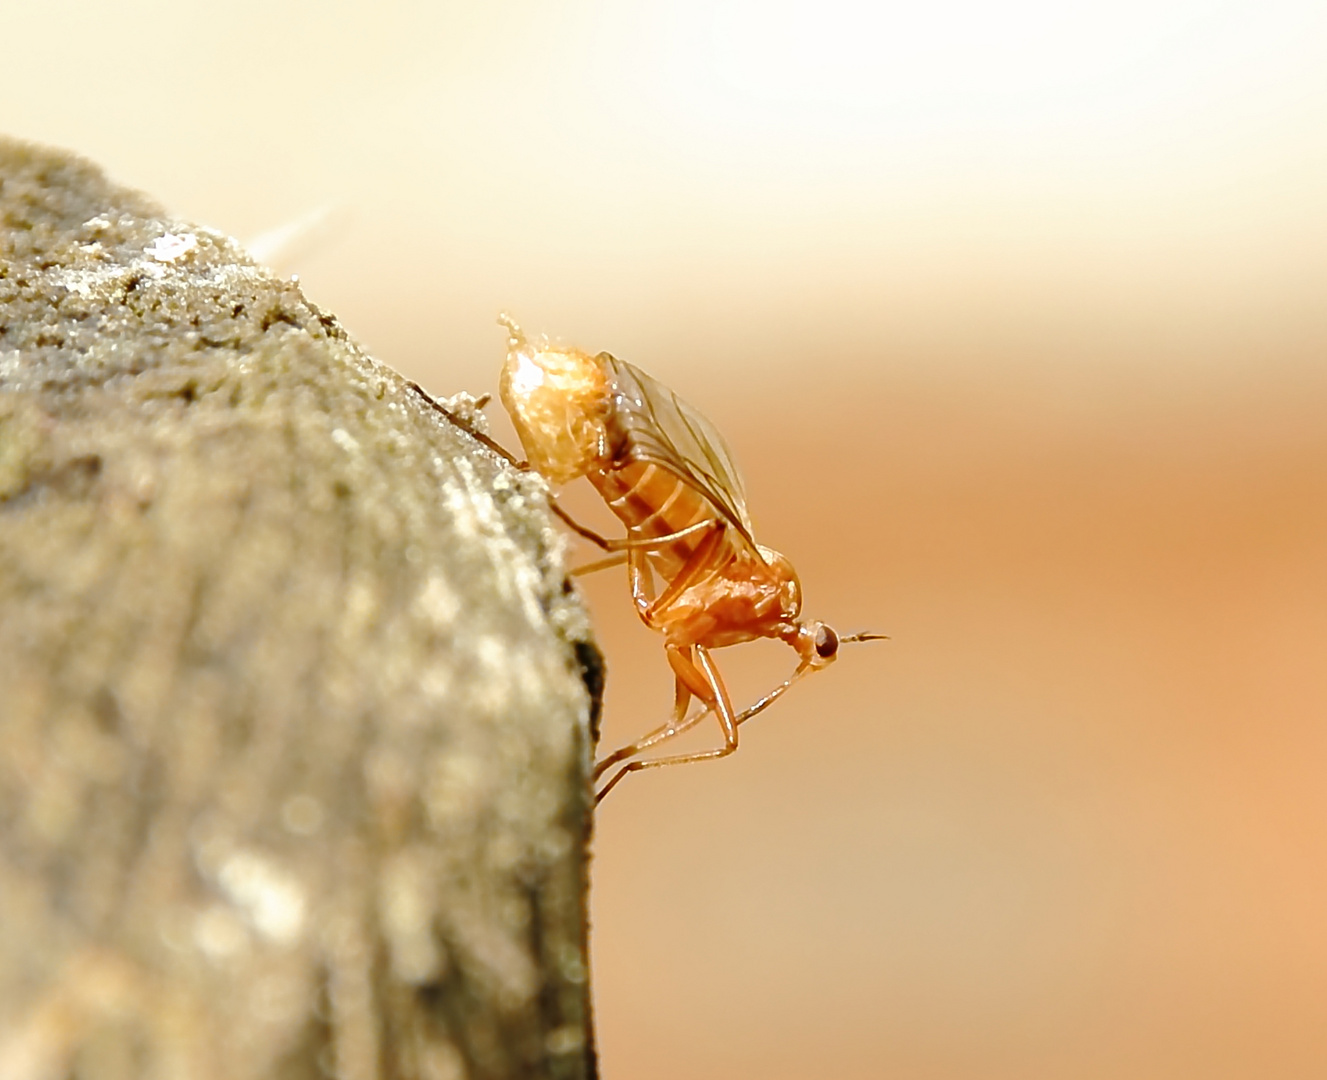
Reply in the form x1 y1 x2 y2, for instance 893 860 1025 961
496 316 885 801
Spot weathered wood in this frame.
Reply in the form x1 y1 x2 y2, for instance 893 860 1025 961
0 138 601 1080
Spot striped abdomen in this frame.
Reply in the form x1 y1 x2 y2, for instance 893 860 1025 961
588 460 742 582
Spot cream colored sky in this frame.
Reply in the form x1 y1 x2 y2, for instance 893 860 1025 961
7 0 1325 397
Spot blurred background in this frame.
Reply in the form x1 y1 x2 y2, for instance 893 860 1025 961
9 1 1327 1075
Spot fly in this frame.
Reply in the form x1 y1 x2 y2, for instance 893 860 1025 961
495 316 886 801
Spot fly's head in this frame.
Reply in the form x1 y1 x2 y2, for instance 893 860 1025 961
498 315 609 485
787 619 890 672
785 619 841 670
760 543 889 670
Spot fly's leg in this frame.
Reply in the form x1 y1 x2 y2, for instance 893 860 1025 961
552 500 714 554
403 392 708 558
595 657 812 778
591 522 729 795
593 657 820 802
620 517 722 620
568 516 719 577
591 699 713 778
408 383 521 464
593 672 698 780
732 659 814 727
592 520 730 799
595 644 738 803
603 518 714 552
549 501 616 550
636 521 727 621
569 551 630 576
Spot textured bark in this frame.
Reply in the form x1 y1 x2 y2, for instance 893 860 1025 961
0 138 601 1080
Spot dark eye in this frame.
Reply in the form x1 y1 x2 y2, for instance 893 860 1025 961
814 625 839 659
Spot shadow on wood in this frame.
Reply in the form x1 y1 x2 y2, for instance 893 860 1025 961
0 138 601 1080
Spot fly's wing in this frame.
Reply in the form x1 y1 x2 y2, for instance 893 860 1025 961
599 353 758 549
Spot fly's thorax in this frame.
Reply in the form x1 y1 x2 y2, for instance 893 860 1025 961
756 544 802 623
499 327 609 485
649 544 803 649
756 548 838 667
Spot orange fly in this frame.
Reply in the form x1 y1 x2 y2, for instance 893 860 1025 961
496 316 884 801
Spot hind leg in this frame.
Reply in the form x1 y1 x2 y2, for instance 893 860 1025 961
594 644 738 803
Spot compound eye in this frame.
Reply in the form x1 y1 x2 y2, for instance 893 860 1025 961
814 624 839 659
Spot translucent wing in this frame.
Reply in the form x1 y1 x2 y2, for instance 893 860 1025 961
598 352 758 548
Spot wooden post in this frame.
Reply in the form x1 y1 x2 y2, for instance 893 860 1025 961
0 139 601 1080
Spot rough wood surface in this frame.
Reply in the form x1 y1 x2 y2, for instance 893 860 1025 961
0 138 601 1080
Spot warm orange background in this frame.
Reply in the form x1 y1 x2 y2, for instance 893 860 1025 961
10 2 1327 1076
